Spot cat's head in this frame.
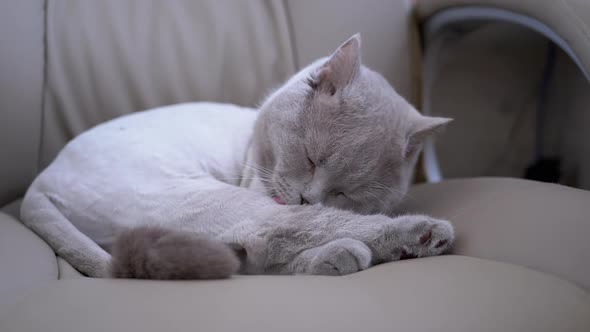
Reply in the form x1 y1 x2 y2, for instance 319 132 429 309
253 34 451 214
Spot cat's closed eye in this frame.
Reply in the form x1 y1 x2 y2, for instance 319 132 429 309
332 191 347 198
307 156 315 169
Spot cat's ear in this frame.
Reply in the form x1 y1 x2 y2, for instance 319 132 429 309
405 115 452 157
312 33 362 95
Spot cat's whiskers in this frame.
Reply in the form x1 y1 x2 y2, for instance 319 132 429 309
223 177 274 184
364 190 389 211
368 181 417 203
368 181 401 194
224 168 274 182
240 163 274 179
234 164 293 201
244 162 274 175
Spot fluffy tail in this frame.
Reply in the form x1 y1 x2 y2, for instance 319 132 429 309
110 226 240 280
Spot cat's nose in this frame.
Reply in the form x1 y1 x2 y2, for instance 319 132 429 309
300 195 310 205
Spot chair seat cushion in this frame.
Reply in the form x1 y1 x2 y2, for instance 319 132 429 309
0 209 57 310
400 177 590 290
1 255 588 332
3 178 590 331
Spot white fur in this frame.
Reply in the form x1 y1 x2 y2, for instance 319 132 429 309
21 103 267 276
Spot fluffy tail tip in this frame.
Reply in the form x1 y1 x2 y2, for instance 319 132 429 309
110 226 241 280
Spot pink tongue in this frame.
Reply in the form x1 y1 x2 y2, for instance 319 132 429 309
273 196 286 205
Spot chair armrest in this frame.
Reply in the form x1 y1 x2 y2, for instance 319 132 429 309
0 210 58 308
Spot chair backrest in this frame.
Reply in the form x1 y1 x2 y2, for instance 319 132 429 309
0 0 420 205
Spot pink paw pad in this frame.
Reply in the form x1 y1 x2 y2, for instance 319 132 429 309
419 230 432 245
435 239 448 248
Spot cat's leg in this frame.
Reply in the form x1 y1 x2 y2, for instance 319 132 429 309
20 188 111 277
263 207 454 275
161 178 452 275
282 216 452 275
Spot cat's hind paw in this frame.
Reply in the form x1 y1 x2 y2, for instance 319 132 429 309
308 238 372 276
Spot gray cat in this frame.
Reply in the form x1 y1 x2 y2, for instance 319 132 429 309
22 34 454 279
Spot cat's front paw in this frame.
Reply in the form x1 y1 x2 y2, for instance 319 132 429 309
400 217 454 259
308 238 372 276
372 215 454 263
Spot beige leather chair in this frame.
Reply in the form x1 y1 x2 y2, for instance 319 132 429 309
1 1 589 331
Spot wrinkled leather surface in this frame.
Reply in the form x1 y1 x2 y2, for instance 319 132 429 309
0 1 44 205
40 0 297 167
2 256 589 332
0 0 419 203
398 177 590 290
